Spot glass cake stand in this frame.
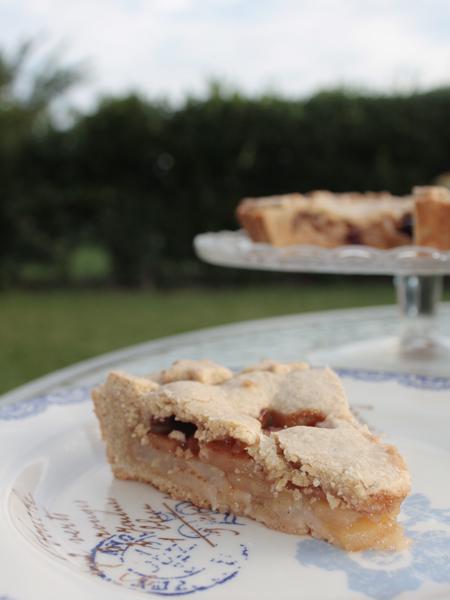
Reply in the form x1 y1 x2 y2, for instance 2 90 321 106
194 230 450 376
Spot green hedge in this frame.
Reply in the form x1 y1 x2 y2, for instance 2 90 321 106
2 87 450 286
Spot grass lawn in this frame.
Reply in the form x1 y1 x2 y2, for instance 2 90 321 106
1 280 446 395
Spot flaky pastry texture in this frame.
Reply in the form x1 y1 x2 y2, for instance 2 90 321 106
93 359 410 514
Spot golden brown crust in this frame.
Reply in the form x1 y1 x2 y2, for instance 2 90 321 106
413 186 450 250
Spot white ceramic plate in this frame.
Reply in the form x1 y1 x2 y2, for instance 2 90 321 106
1 370 450 600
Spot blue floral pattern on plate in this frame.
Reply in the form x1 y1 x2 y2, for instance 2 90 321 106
0 369 449 421
296 493 450 599
335 369 450 391
0 387 89 420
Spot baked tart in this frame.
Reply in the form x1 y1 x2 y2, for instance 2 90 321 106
236 191 413 249
93 359 410 551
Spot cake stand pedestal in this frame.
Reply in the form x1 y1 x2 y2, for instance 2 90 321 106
194 231 450 376
310 274 450 375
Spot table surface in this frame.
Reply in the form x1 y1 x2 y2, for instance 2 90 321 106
2 303 450 600
2 302 450 408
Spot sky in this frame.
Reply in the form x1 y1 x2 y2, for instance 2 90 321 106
2 0 450 111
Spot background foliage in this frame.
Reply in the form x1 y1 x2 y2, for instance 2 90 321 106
2 46 450 287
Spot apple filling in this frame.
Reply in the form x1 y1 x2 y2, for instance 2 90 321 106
259 408 325 431
135 415 407 551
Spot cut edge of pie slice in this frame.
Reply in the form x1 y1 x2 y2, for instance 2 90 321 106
92 359 411 552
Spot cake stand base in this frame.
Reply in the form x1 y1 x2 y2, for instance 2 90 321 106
310 275 450 377
309 334 450 377
195 232 450 377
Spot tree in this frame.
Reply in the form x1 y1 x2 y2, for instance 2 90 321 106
0 41 82 285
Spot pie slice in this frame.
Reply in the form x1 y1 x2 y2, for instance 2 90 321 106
413 185 450 250
92 359 411 551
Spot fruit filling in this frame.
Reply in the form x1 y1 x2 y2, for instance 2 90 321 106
259 408 325 431
137 434 407 551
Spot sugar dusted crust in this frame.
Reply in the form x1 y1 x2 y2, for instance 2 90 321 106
155 359 233 385
92 359 411 551
236 191 413 248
